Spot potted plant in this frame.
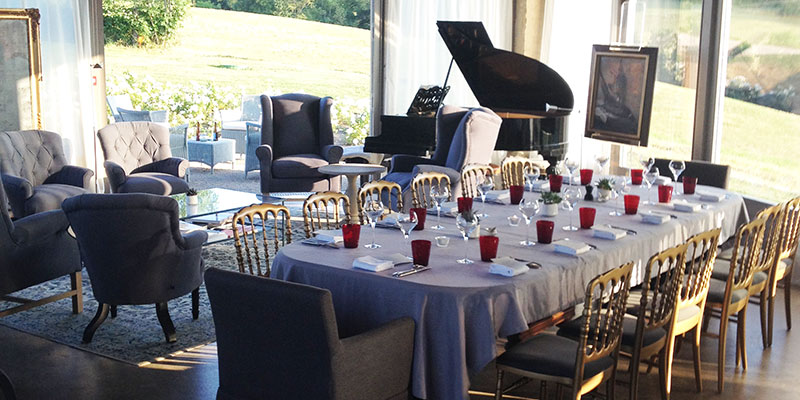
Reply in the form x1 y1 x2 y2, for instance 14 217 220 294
596 178 614 202
540 191 562 217
186 188 199 205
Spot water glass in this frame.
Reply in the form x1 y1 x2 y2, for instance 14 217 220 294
561 186 582 231
519 198 540 246
430 184 449 230
363 197 384 249
455 213 479 264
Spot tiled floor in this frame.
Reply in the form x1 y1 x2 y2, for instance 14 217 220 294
2 289 799 399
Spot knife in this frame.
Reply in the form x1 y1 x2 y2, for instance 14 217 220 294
393 265 431 278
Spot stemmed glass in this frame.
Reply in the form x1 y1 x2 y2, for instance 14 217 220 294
643 167 660 205
610 178 629 216
430 184 450 230
561 186 582 231
363 197 384 249
669 160 686 194
476 173 494 218
640 156 655 173
519 198 540 246
455 212 479 264
524 165 541 191
395 212 418 255
564 158 580 185
596 154 610 179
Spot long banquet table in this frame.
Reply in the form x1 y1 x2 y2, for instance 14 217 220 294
271 182 747 400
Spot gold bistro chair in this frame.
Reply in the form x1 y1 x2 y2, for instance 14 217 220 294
501 156 540 189
410 172 451 209
495 262 634 400
768 196 800 345
461 164 494 198
302 191 351 238
359 180 403 221
232 203 292 277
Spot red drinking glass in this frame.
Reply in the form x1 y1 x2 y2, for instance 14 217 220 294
683 176 698 195
410 207 426 230
579 207 596 229
411 239 432 266
509 185 524 205
457 197 473 213
658 185 673 203
549 174 563 192
536 220 555 244
342 224 361 248
479 235 499 262
624 194 640 215
630 169 643 185
579 169 593 185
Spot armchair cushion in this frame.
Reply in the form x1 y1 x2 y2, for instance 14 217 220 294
116 172 190 195
25 184 87 217
10 209 71 244
43 165 94 189
131 157 188 178
271 96 322 157
496 334 615 379
272 154 329 179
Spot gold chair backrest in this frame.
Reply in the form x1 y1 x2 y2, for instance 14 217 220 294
754 203 785 279
679 228 721 308
232 203 292 277
460 164 494 199
410 172 451 209
721 217 767 296
359 180 402 220
638 242 688 334
501 156 538 189
302 191 351 238
778 196 800 261
575 262 634 378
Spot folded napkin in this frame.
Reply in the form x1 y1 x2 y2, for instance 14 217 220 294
353 256 394 272
641 212 670 224
375 212 401 228
313 229 343 243
489 256 529 277
593 226 627 240
528 181 550 192
672 199 701 213
654 177 673 186
427 201 458 216
698 191 725 202
553 239 591 256
482 190 511 204
384 253 413 265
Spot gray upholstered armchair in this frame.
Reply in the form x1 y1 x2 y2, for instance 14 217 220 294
384 106 502 206
97 122 190 195
107 94 189 158
256 93 343 195
0 174 83 317
0 130 94 217
62 193 207 343
205 268 415 400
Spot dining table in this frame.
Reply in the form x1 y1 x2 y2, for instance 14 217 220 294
271 181 748 400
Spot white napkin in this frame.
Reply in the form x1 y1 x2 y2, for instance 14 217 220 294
313 229 343 243
489 256 529 277
375 212 401 228
483 190 511 204
655 177 673 186
642 212 670 224
553 239 591 256
593 226 627 240
672 199 701 213
383 253 413 265
427 201 458 216
529 181 550 192
698 192 725 202
352 256 394 272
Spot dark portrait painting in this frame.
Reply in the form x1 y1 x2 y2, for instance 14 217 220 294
585 45 657 146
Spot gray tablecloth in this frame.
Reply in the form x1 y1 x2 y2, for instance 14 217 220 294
271 183 747 400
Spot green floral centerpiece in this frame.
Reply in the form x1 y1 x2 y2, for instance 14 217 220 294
596 178 613 202
540 191 562 216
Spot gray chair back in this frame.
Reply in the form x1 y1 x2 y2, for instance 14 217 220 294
444 107 502 171
260 93 334 159
205 267 342 400
62 193 202 305
97 122 174 175
241 95 262 121
0 130 69 187
653 158 731 189
107 94 134 122
431 105 468 166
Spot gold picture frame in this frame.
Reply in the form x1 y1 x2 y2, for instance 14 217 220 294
0 8 42 130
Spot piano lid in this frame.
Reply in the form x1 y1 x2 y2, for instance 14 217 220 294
436 21 574 117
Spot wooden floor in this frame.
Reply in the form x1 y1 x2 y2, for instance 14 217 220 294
2 289 800 399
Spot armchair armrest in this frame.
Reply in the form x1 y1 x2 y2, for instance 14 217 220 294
322 144 343 164
131 157 188 178
10 209 71 244
104 161 127 193
1 173 33 217
335 317 415 399
390 154 431 173
255 144 274 167
181 230 208 250
44 165 94 190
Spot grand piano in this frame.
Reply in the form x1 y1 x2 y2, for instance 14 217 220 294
364 21 574 168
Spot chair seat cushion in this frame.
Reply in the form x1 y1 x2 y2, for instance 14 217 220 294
272 154 328 179
712 259 768 287
717 246 738 261
384 172 413 190
708 278 749 305
118 172 189 195
497 334 615 379
557 315 666 349
25 184 87 215
777 258 790 279
676 304 701 323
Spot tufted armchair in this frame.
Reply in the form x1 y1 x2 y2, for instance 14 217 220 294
0 130 94 217
256 93 342 195
97 122 190 195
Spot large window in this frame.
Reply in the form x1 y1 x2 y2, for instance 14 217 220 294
718 1 800 202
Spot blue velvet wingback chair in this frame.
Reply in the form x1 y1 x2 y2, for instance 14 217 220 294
0 174 82 317
0 130 94 217
62 193 206 343
384 105 502 208
256 93 343 195
204 267 415 400
97 122 190 195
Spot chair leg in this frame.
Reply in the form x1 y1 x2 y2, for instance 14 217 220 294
541 381 547 399
785 271 793 331
738 308 748 370
494 369 503 400
110 305 117 318
82 303 109 343
70 271 83 314
608 365 617 400
768 293 776 347
658 349 670 400
718 314 728 393
192 288 199 320
557 382 564 399
155 302 177 343
629 349 642 400
760 291 769 349
692 326 703 393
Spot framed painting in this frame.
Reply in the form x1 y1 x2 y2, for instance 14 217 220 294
0 8 42 131
584 45 657 146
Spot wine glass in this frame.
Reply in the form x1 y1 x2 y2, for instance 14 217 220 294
363 197 384 249
669 160 686 194
561 186 582 231
596 154 610 179
476 173 494 218
524 165 541 191
455 212 479 264
519 198 540 246
430 184 450 230
564 158 580 185
395 212 418 255
640 156 655 173
643 167 660 205
610 178 629 216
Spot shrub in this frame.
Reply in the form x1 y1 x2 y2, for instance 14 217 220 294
103 0 192 46
331 98 370 146
725 76 797 113
651 30 685 85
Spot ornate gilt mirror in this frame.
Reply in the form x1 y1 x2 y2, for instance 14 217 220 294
0 8 42 130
